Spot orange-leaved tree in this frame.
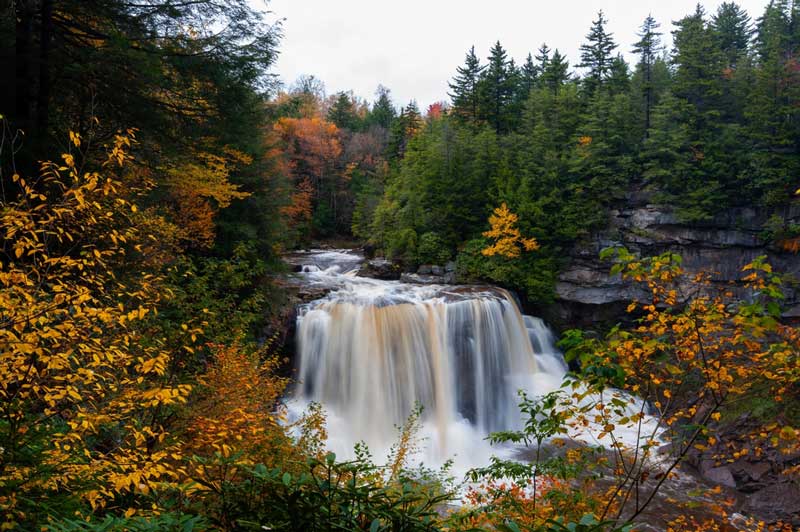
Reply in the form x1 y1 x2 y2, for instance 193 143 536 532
0 129 192 526
482 202 539 258
162 144 252 249
181 340 305 530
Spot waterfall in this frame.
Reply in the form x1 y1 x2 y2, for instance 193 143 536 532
289 250 570 473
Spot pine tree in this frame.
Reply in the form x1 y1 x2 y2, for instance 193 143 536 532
541 50 571 93
520 53 538 95
632 14 663 136
570 88 637 206
669 5 742 217
534 43 551 81
477 41 517 133
448 46 485 123
746 0 799 205
328 92 361 131
579 11 618 96
607 55 631 96
367 85 396 130
387 101 423 161
672 5 724 130
712 2 753 68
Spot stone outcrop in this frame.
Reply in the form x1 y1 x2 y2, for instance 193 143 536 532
357 258 402 280
401 262 458 284
685 414 800 527
551 189 800 329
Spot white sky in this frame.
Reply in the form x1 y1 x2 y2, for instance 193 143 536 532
265 0 770 110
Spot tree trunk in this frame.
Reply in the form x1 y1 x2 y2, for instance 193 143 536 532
36 0 53 136
14 0 37 135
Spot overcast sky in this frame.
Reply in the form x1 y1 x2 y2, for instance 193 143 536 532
265 0 770 110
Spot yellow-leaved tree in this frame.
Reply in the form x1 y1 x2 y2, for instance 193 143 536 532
0 130 192 527
482 202 539 258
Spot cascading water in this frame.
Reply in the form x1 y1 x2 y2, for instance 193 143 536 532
288 249 571 474
285 250 736 530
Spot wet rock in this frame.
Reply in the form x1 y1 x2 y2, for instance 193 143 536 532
418 264 433 275
743 483 800 525
297 286 329 303
701 465 736 488
358 258 401 280
445 261 457 272
362 243 376 259
731 460 771 484
400 272 456 285
431 265 444 276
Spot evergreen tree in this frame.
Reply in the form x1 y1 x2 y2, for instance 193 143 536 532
570 89 637 207
541 50 571 93
328 92 361 131
632 14 663 136
477 41 517 133
642 94 724 221
367 85 397 130
387 101 423 161
521 53 538 93
746 0 800 205
671 5 724 130
534 43 551 83
607 55 631 96
448 46 485 123
579 11 618 96
506 58 525 132
4 0 281 180
712 2 753 68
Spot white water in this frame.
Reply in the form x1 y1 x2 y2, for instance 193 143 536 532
288 250 661 478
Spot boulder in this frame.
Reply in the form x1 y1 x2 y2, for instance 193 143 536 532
701 465 736 489
358 258 401 280
743 483 800 526
417 264 433 275
362 243 376 259
400 272 456 285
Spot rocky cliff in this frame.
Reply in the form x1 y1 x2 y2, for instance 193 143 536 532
550 190 800 330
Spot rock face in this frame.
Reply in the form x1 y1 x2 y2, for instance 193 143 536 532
685 414 800 527
357 258 401 280
551 189 800 329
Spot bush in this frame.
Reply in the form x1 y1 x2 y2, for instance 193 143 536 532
416 232 452 265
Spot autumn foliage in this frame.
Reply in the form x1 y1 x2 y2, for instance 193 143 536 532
550 249 800 529
482 202 539 258
0 131 192 525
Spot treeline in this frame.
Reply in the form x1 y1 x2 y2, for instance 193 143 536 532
333 2 800 302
